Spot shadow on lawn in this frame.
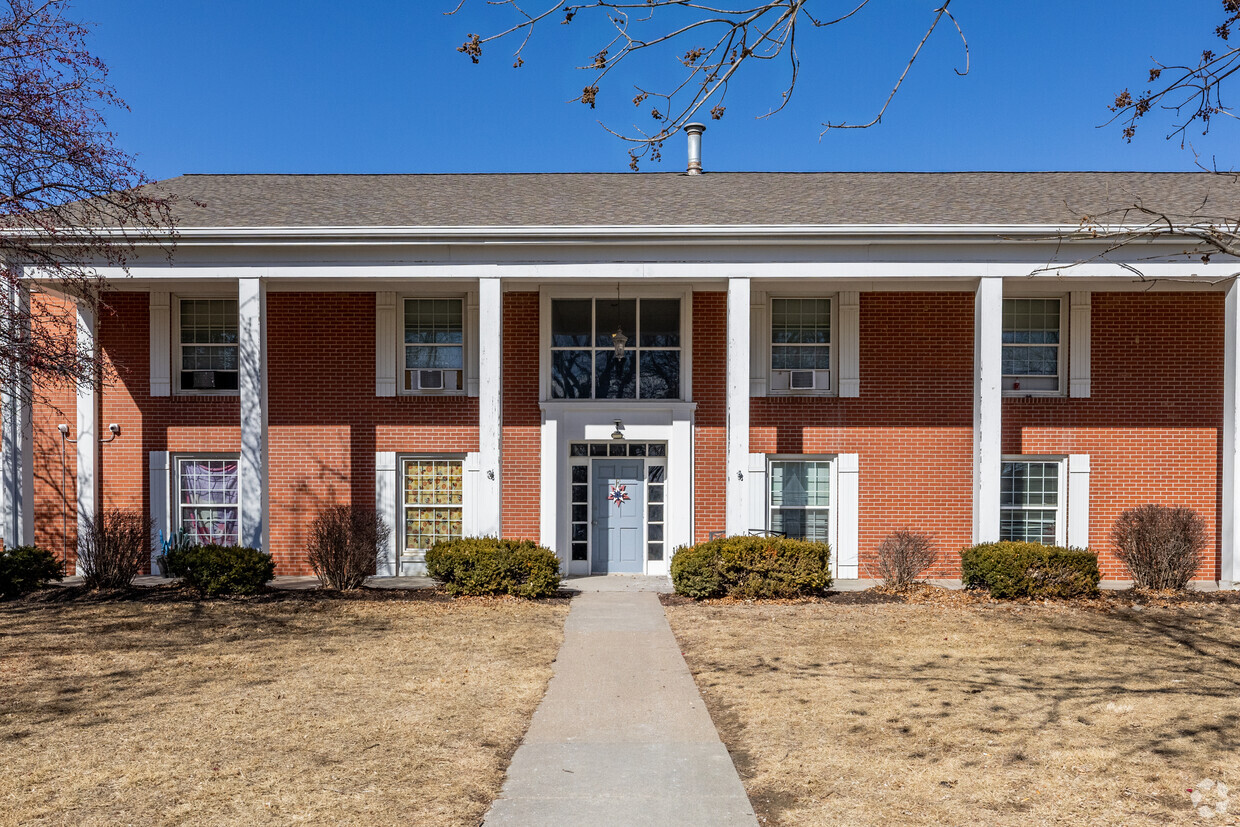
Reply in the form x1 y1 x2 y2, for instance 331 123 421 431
687 605 1240 825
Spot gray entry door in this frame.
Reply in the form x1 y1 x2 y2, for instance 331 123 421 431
591 459 644 573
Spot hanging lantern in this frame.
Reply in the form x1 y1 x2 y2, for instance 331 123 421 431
611 326 628 358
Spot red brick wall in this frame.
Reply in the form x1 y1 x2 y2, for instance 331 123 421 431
1003 292 1223 581
693 292 727 541
501 291 540 539
750 292 975 577
30 292 81 566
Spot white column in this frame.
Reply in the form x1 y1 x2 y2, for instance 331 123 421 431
1223 282 1240 587
76 299 98 573
477 277 503 537
973 277 1003 544
726 278 751 536
539 413 558 554
238 278 268 552
1 282 33 547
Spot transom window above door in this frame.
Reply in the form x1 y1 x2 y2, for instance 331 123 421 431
550 298 681 399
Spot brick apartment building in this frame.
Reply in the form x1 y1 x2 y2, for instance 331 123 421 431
3 170 1238 585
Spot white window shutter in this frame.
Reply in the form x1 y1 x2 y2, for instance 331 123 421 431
149 292 171 396
466 292 480 397
149 451 170 573
836 453 860 578
838 292 860 397
1069 292 1091 398
747 453 767 533
1067 454 1091 549
376 292 397 397
375 452 397 575
462 451 483 536
749 293 768 397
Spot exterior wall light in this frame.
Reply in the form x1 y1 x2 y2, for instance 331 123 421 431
611 326 628 358
611 420 624 440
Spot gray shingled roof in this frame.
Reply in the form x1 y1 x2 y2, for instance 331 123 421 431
143 172 1240 228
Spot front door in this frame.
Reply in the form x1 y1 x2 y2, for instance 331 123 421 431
591 459 644 573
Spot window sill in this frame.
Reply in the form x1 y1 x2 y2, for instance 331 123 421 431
170 392 240 401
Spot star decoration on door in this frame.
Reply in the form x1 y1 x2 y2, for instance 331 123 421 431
608 482 631 508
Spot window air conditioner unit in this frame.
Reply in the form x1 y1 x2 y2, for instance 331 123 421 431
191 371 217 390
416 369 443 390
789 370 816 390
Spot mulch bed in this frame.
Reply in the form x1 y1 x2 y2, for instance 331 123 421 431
15 582 575 606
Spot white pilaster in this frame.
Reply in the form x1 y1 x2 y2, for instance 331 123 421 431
375 451 397 576
726 278 751 536
76 299 98 574
477 277 503 537
1 282 33 547
149 291 171 396
238 278 268 552
1223 281 1240 587
973 278 1003 544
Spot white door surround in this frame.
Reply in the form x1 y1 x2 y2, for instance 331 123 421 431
540 401 695 576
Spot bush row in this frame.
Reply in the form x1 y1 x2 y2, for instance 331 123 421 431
426 538 561 598
670 536 832 599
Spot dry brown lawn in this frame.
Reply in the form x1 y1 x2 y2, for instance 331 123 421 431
0 594 567 826
665 599 1240 826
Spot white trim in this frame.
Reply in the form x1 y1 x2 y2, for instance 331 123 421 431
149 291 171 396
477 278 503 537
375 291 397 397
973 278 1003 543
726 278 750 536
838 292 860 398
149 451 170 573
466 290 480 397
1000 455 1068 547
1225 280 1240 587
238 278 268 552
171 294 242 396
462 451 483 536
1 282 33 548
1067 454 1091 549
374 451 397 576
75 300 97 575
766 295 839 397
1069 291 1092 398
396 294 470 397
836 453 860 579
1002 296 1066 397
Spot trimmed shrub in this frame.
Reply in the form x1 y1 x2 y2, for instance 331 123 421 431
306 505 390 590
164 544 275 597
155 528 194 578
670 536 832 599
960 541 1100 599
1111 504 1206 591
425 538 561 598
0 545 63 598
874 530 937 588
79 509 153 589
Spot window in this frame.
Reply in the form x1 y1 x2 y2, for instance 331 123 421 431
178 299 238 392
550 298 681 399
402 458 463 558
768 459 832 542
1000 459 1062 545
403 299 464 393
175 456 239 545
770 298 831 393
1003 298 1062 394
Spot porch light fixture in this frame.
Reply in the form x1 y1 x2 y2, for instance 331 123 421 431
611 420 624 440
611 326 628 358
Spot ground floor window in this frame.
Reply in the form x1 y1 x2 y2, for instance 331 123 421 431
402 458 463 556
1000 459 1062 544
768 458 832 542
175 456 239 545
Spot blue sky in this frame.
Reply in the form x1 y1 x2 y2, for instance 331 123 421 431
86 1 1234 177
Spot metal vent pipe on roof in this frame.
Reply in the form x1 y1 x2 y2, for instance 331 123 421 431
684 123 705 175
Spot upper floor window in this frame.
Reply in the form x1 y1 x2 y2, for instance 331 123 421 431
1003 298 1062 394
404 298 463 393
178 299 238 393
550 298 681 400
770 298 831 394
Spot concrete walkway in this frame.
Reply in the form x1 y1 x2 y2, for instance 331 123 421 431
485 580 757 826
